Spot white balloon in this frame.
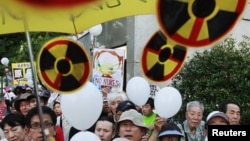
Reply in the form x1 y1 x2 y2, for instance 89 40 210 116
1 57 9 66
89 24 103 36
70 131 100 141
154 87 182 118
126 76 150 106
61 82 103 130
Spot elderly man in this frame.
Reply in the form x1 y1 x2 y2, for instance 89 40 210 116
178 101 206 141
114 109 149 141
219 101 241 125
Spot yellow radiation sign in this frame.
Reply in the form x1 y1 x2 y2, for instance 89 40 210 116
141 31 188 83
157 0 248 47
37 37 91 94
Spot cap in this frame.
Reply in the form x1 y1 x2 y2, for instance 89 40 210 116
14 93 32 111
117 109 147 129
158 130 184 138
14 85 26 94
116 100 136 112
112 138 130 141
5 86 11 92
206 111 229 124
103 97 108 102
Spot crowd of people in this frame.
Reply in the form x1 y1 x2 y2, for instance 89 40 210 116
0 85 242 141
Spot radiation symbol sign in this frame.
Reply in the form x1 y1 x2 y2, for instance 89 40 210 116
141 31 187 83
37 37 91 94
157 0 248 47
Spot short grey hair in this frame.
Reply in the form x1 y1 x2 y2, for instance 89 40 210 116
186 101 204 112
107 91 128 106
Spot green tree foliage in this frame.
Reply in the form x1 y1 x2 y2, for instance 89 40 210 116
171 36 250 124
0 32 68 76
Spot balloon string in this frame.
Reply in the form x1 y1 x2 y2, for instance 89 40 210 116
71 14 79 39
23 16 47 141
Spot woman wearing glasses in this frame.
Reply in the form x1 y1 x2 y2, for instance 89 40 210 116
25 106 64 141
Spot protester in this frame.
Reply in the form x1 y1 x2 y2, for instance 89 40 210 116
94 116 115 141
4 86 17 114
219 101 241 125
27 89 51 109
13 86 26 97
0 113 29 141
101 97 112 117
142 97 157 137
178 101 205 141
158 122 183 141
53 101 72 141
204 111 229 141
27 94 37 109
25 106 64 141
107 92 128 122
116 100 137 121
38 90 51 106
114 109 149 141
53 101 62 117
14 93 31 117
205 111 229 126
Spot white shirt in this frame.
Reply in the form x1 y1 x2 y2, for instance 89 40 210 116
4 92 16 100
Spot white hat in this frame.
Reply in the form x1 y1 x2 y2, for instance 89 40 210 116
113 138 130 141
206 111 229 124
117 109 147 129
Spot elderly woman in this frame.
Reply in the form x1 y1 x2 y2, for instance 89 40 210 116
107 92 128 122
114 109 149 141
178 101 206 141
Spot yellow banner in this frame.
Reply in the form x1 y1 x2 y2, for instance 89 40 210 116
11 62 36 86
0 0 156 34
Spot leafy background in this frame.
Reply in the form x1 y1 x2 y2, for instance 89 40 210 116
171 36 250 124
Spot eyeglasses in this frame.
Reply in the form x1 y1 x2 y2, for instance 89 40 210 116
29 121 54 129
